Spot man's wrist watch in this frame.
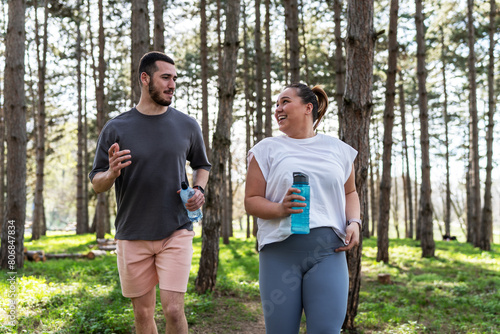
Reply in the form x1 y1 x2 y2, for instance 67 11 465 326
193 185 205 194
347 218 362 228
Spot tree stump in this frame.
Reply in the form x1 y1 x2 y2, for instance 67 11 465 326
378 273 391 284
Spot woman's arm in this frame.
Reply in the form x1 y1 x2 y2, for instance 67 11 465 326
335 165 361 252
244 156 305 220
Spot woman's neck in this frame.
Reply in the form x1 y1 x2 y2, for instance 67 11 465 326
284 128 316 139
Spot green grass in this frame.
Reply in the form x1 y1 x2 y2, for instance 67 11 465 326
358 238 499 333
0 230 498 333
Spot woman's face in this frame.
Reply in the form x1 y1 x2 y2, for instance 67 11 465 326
275 88 313 137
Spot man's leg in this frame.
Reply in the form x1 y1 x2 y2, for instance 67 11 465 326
160 289 188 334
131 286 158 334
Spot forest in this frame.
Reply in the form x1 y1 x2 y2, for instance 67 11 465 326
0 0 499 331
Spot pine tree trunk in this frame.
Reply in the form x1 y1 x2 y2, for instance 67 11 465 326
399 74 413 239
222 163 230 245
283 0 300 83
402 172 408 237
341 0 374 328
153 0 165 52
196 0 240 293
200 0 210 156
370 124 381 237
1 0 26 270
415 0 435 258
264 0 273 138
466 159 473 242
377 0 398 263
440 27 451 238
32 0 48 240
0 57 4 238
255 0 264 142
95 0 108 239
333 0 345 137
412 105 419 240
479 0 495 251
131 0 150 105
228 154 234 237
76 0 88 234
243 1 253 239
467 0 481 248
393 176 400 239
299 0 309 83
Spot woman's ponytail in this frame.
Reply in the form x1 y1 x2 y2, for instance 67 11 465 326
285 83 329 130
312 85 328 130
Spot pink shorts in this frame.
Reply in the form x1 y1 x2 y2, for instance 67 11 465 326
116 229 195 298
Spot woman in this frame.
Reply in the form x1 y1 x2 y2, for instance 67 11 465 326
245 83 361 333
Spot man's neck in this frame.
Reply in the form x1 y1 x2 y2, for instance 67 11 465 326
135 99 169 116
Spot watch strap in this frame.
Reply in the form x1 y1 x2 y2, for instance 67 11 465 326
193 185 205 194
347 218 362 227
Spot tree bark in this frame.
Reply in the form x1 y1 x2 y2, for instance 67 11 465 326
341 0 374 328
32 0 48 239
299 0 309 83
243 0 253 239
264 0 273 138
0 51 4 238
412 104 419 240
333 0 345 138
399 73 413 239
283 0 300 83
479 0 495 251
377 0 398 263
76 0 88 235
1 0 26 270
370 123 381 237
196 0 240 293
440 26 451 238
131 0 150 105
467 0 481 248
255 0 264 142
200 0 210 156
95 0 108 239
153 0 165 52
369 155 376 238
415 0 435 258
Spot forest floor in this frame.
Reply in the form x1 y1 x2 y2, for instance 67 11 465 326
0 231 498 333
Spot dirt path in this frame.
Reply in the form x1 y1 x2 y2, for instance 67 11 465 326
189 299 266 334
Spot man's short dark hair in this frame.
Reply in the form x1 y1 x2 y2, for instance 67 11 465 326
138 52 175 84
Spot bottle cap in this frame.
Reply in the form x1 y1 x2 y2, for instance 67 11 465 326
293 172 308 184
181 181 188 190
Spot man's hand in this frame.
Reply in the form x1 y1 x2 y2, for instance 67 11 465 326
335 223 360 252
91 143 131 194
177 188 205 211
107 143 132 178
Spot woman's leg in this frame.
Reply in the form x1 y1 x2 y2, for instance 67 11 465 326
259 242 304 334
302 234 349 334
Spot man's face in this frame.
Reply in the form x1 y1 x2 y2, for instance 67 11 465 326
148 61 177 106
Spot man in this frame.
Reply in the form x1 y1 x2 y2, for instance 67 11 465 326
89 51 211 334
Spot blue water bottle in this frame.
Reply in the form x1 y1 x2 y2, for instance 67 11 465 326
180 181 203 223
291 172 310 234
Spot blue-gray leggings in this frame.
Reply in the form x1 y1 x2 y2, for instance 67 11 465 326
259 227 349 334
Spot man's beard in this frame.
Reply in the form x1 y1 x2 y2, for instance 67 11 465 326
149 81 173 106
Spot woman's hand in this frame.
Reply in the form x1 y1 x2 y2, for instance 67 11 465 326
280 187 307 217
335 222 360 252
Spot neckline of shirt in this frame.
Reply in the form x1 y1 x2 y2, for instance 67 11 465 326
132 106 172 118
281 133 322 144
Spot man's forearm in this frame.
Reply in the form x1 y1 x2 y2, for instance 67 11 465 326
192 168 210 188
91 171 116 194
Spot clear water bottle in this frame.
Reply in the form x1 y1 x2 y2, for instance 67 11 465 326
180 182 203 223
291 172 310 234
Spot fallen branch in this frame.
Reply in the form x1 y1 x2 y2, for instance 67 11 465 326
24 250 46 262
